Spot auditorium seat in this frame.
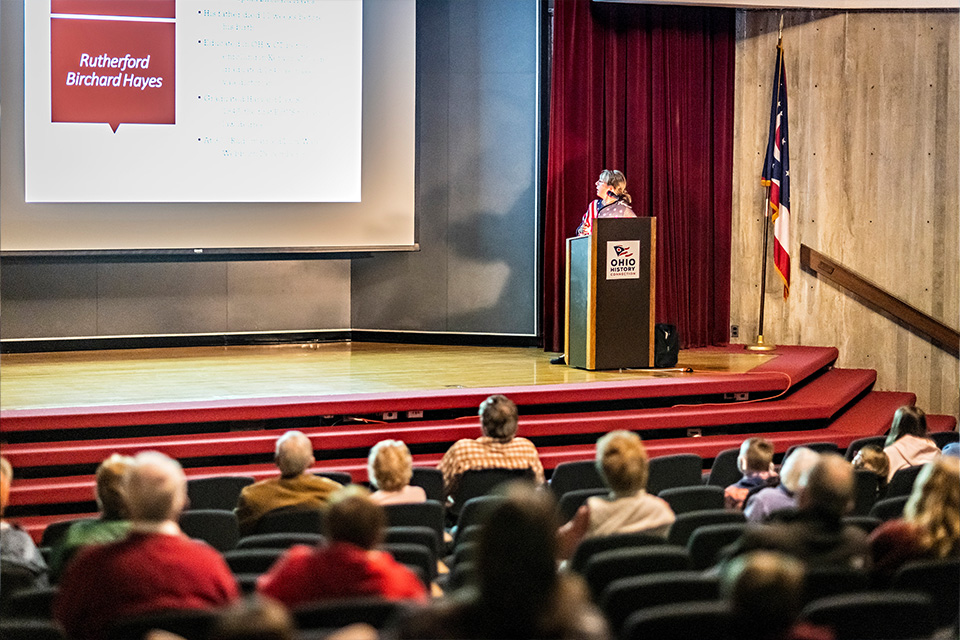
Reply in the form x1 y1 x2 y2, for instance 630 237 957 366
851 468 880 516
646 454 703 495
222 548 285 575
451 496 505 546
549 460 605 498
292 596 408 631
253 507 324 535
869 495 908 521
621 600 732 640
600 571 720 636
381 500 445 549
448 468 534 519
381 541 435 585
799 591 935 640
659 485 725 514
410 467 444 502
800 565 870 605
0 619 65 640
235 532 324 549
569 531 666 574
891 557 960 629
582 545 691 600
686 522 747 570
557 487 607 522
105 608 218 640
178 509 239 552
384 525 440 559
185 475 254 511
667 509 746 547
703 447 741 488
885 465 925 498
844 435 887 461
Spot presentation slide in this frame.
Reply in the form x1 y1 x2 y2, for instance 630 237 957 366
1 0 415 253
25 0 362 203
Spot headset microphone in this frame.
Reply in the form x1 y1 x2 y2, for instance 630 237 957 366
607 190 617 198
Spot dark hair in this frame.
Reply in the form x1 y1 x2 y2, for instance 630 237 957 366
479 394 519 441
476 484 560 636
323 486 385 549
886 405 928 447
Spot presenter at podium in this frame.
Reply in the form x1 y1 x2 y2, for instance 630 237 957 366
575 169 636 237
551 169 637 365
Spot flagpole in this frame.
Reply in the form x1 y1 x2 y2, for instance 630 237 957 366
746 17 784 353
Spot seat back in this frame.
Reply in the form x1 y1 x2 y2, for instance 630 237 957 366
569 531 666 574
841 515 882 535
384 525 440 559
892 557 960 629
801 565 870 605
659 485 725 514
185 475 254 511
557 488 607 522
667 509 745 547
2 585 58 620
254 507 324 535
868 495 908 521
380 541 435 584
851 468 879 516
314 471 352 485
0 619 65 640
40 518 96 548
704 448 741 488
646 454 703 496
549 460 604 498
583 545 691 600
235 532 324 549
449 468 534 517
178 509 239 552
106 609 219 640
381 500 444 547
622 600 732 640
600 571 720 636
931 430 959 449
687 522 748 570
222 547 286 575
292 596 407 631
800 591 934 640
410 467 444 502
844 436 886 461
452 495 505 546
783 442 840 462
886 464 925 498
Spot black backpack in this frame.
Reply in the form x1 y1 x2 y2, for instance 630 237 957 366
654 323 679 368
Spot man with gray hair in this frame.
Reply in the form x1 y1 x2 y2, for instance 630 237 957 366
54 452 238 640
235 430 343 535
727 452 869 570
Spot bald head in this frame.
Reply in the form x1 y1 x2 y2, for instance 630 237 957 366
798 453 855 518
779 447 820 493
275 431 315 477
126 451 188 523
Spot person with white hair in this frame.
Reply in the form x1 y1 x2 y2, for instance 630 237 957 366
54 451 239 640
235 430 343 535
744 447 820 523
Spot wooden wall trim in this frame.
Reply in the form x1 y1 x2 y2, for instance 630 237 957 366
800 244 959 357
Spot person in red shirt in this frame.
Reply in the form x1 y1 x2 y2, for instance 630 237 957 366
257 486 427 607
54 452 239 640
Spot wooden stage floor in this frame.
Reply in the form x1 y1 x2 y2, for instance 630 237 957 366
0 343 775 411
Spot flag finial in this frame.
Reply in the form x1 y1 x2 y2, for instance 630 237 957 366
778 14 783 41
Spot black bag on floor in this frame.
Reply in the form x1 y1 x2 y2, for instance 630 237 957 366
654 323 679 368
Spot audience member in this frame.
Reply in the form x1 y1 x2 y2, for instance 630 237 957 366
257 485 427 607
869 456 960 583
398 483 610 639
235 430 343 535
558 431 675 558
721 551 834 640
54 451 239 640
368 440 427 506
744 447 820 523
207 595 296 640
727 453 869 570
725 437 777 511
0 456 49 589
883 406 940 482
50 453 134 578
438 394 545 498
851 444 890 498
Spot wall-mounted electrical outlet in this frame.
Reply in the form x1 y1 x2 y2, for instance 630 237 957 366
731 325 739 338
382 411 398 420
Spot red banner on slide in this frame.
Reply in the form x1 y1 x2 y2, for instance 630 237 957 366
51 6 175 132
51 0 175 19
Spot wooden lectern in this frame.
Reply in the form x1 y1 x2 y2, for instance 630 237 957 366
564 217 656 370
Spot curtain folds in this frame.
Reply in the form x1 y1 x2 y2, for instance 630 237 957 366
543 0 735 351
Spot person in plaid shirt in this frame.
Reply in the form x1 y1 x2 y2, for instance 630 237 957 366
438 394 545 498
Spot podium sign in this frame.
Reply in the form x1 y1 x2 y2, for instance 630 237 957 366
564 217 656 370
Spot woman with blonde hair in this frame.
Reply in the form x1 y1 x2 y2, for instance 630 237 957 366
558 430 675 557
575 169 636 237
869 456 960 583
367 440 426 506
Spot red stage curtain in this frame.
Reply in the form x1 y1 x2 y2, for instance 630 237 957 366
543 1 734 351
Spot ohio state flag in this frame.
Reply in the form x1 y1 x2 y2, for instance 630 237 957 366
761 39 790 298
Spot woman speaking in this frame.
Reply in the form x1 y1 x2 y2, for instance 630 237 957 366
575 169 636 236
